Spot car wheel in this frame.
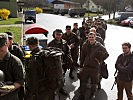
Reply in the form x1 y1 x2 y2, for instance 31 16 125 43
33 19 36 23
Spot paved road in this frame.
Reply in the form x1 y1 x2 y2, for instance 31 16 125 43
24 13 133 100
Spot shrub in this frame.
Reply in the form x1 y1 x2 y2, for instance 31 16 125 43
107 19 117 25
35 7 43 14
0 9 11 20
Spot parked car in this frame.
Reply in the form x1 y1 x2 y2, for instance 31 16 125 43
68 8 87 17
129 19 133 27
24 10 36 23
120 17 133 26
59 9 68 16
115 12 133 24
53 9 60 14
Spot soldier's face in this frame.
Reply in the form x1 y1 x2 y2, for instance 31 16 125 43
122 45 130 55
88 34 96 44
0 42 9 55
8 38 13 46
74 24 78 29
55 33 62 40
66 28 71 33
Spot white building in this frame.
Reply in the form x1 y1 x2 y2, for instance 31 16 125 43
83 0 103 12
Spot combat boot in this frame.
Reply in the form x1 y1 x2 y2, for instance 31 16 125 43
78 95 85 100
97 82 101 90
69 70 74 79
89 92 95 100
59 88 68 96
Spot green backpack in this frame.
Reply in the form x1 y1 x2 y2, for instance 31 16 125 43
34 47 64 90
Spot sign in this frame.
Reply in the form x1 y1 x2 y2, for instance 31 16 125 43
17 1 24 6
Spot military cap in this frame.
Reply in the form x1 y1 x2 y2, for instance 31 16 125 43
54 29 63 34
66 25 71 29
26 37 39 45
53 29 63 38
0 33 8 48
74 23 78 26
5 31 13 39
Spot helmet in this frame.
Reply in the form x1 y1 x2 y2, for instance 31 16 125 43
0 70 5 82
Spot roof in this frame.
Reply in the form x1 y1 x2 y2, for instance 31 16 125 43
24 24 48 34
52 0 80 5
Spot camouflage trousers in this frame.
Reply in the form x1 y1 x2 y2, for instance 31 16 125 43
79 67 100 97
117 79 133 100
24 87 55 100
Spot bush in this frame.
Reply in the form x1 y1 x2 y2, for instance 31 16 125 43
35 7 43 14
0 9 11 20
107 19 117 25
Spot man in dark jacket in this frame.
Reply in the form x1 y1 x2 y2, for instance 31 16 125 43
62 25 80 79
26 37 60 100
5 32 24 62
72 23 80 37
25 37 41 100
0 33 24 100
115 42 133 100
48 29 71 96
5 31 25 100
96 22 106 41
78 32 108 100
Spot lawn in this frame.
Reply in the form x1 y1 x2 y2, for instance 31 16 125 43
84 13 103 18
0 27 22 44
0 18 22 25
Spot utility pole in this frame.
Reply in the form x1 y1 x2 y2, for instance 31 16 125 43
88 0 90 19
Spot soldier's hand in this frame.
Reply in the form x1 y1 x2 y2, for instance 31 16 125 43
70 44 74 49
0 85 15 96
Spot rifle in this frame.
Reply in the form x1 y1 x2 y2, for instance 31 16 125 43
111 70 117 90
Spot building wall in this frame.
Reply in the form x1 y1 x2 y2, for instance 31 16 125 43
83 0 103 12
54 4 64 9
64 3 81 9
0 0 18 17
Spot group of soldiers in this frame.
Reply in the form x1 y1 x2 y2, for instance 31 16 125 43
0 16 132 100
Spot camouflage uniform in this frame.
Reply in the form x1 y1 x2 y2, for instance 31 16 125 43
0 52 24 100
79 40 108 99
62 32 79 69
48 39 72 75
24 47 41 100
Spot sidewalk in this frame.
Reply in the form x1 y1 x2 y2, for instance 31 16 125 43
0 24 22 27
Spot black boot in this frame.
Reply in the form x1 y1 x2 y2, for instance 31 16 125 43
59 88 68 96
78 95 85 100
69 70 74 79
89 92 95 100
98 82 101 90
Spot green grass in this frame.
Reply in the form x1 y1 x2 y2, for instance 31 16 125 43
84 13 103 18
0 18 22 25
0 27 21 44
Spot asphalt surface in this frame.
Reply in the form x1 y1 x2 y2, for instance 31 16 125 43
23 13 133 100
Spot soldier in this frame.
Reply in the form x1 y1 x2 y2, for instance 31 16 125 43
72 23 80 37
5 32 24 62
5 31 24 100
115 42 133 100
90 27 104 46
78 32 108 100
62 25 80 79
96 22 106 41
0 33 24 100
24 37 41 100
48 29 71 95
79 22 87 48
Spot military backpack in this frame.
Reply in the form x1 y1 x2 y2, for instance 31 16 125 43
33 47 64 90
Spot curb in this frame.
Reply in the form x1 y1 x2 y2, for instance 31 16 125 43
21 13 24 46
